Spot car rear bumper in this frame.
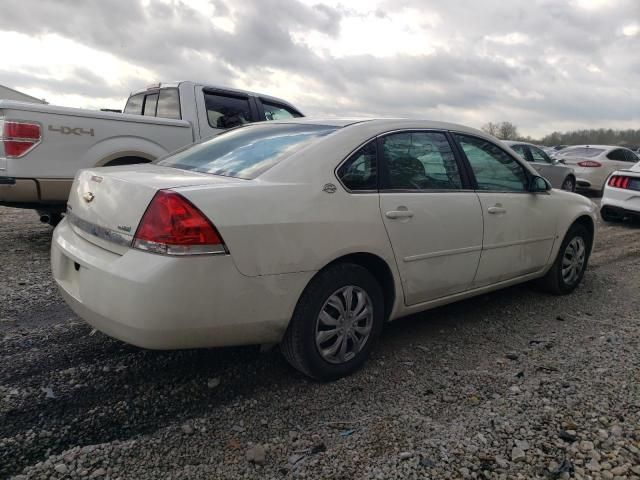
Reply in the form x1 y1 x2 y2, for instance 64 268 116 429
51 219 313 349
601 185 640 217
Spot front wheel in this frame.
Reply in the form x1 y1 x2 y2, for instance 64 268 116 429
537 223 591 295
281 263 384 381
561 176 576 192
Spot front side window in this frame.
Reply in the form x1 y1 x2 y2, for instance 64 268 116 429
337 141 377 191
205 92 252 129
156 89 181 119
123 93 144 115
381 131 463 190
455 134 528 192
607 149 627 161
623 150 639 163
262 102 302 121
156 123 338 179
530 146 553 164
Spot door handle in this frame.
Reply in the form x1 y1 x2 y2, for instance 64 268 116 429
487 206 506 214
385 210 414 219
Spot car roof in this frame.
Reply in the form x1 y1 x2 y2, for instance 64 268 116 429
563 145 625 151
261 117 495 137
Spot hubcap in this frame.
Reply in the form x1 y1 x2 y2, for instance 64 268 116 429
315 286 374 364
562 236 586 285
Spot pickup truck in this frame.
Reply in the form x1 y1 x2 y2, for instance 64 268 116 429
0 81 303 224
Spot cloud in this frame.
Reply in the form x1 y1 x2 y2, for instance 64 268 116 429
0 0 638 137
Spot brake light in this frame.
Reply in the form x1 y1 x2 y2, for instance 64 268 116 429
2 120 42 158
133 190 226 255
608 175 630 189
577 160 601 168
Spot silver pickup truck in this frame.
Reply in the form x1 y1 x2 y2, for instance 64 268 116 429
0 81 303 224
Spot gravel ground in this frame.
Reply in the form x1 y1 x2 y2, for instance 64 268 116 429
1 205 639 480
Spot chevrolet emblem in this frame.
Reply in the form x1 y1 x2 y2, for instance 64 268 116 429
83 192 95 203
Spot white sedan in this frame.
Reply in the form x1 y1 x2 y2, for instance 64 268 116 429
52 119 597 380
556 145 640 194
600 161 640 222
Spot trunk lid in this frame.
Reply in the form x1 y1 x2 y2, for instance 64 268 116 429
66 164 242 254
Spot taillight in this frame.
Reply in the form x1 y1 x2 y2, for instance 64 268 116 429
577 160 601 168
133 190 227 255
1 120 42 158
608 175 630 189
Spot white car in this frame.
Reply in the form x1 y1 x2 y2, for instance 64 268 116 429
51 119 597 380
556 145 640 194
600 161 640 222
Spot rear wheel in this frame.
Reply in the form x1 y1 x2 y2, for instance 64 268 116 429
281 263 384 381
537 223 591 295
561 176 576 192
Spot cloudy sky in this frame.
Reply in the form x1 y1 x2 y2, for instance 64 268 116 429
1 0 638 137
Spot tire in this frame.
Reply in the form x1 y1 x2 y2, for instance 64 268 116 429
48 213 63 227
561 176 576 192
537 223 591 295
281 263 384 381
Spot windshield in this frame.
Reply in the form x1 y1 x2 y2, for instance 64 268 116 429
560 147 604 158
156 123 338 179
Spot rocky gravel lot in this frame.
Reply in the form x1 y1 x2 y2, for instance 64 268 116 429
1 205 639 480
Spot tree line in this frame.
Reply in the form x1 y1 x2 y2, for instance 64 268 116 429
481 121 640 148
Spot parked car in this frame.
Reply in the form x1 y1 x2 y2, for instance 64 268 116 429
504 141 576 191
555 145 640 194
0 81 303 225
51 118 597 380
600 160 640 222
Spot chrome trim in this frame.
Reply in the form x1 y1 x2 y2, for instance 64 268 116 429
483 236 555 251
66 210 133 248
403 245 482 263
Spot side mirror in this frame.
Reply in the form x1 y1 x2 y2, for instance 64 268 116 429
530 175 551 192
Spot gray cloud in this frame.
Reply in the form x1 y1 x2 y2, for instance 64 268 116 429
0 0 638 136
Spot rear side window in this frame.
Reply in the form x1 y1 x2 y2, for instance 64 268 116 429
124 94 144 115
623 150 639 162
156 89 181 119
381 131 463 190
607 149 627 161
262 102 302 121
337 141 377 191
455 134 528 192
156 123 338 179
205 93 252 129
143 93 158 116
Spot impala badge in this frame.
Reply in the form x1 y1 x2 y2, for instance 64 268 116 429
83 192 95 203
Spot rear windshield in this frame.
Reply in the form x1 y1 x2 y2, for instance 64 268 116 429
156 123 338 179
561 147 604 158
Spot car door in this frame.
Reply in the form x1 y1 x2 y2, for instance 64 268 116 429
453 133 558 286
606 149 630 171
377 130 483 305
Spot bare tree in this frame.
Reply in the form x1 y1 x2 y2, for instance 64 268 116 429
481 122 500 137
497 121 519 140
482 121 520 140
